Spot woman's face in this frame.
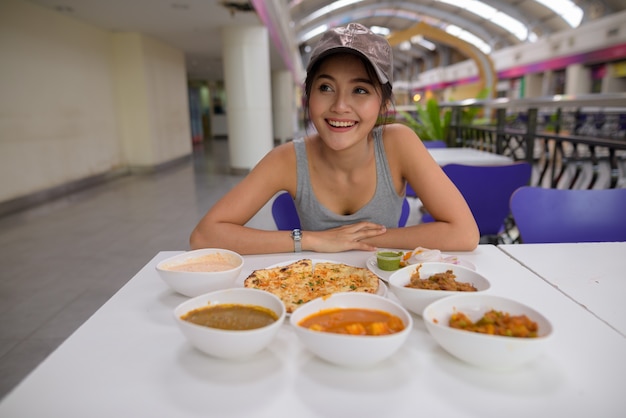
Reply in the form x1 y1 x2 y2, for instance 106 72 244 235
308 53 384 151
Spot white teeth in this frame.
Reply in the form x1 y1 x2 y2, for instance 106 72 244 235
328 120 355 128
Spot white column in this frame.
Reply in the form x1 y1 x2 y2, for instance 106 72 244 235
272 70 296 144
222 25 274 172
565 64 591 95
602 63 626 93
524 73 543 97
541 70 554 96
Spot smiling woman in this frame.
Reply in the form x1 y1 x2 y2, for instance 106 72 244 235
189 23 479 254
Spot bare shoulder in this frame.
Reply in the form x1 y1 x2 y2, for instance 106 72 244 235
380 123 425 155
266 140 296 159
380 123 440 181
383 122 418 138
242 141 298 193
253 141 296 172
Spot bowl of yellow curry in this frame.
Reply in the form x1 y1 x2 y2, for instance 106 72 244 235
174 288 286 359
289 292 412 367
423 294 553 370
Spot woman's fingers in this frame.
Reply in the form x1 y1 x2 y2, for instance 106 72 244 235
307 222 386 252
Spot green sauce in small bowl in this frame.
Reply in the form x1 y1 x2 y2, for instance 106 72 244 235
376 251 402 271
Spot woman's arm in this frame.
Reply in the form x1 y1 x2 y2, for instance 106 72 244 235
189 142 389 254
364 124 479 251
189 144 299 254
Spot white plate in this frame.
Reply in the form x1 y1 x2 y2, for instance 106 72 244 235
367 255 476 282
240 258 387 298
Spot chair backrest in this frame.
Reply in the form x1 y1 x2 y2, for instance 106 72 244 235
398 197 410 227
423 140 448 149
510 186 626 243
272 192 301 230
440 162 532 236
271 192 411 230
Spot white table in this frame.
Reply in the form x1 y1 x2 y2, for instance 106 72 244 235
1 246 624 418
499 242 626 337
428 148 513 166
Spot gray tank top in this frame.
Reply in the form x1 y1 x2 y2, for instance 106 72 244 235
293 126 404 230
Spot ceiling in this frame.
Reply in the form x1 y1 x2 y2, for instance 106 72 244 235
27 0 626 82
26 0 279 81
290 0 626 82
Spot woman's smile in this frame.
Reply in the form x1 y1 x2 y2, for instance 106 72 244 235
327 119 357 129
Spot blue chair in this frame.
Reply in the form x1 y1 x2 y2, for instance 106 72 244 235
272 192 301 230
406 183 418 199
272 192 411 230
398 197 410 227
510 186 626 243
423 140 448 149
421 162 533 241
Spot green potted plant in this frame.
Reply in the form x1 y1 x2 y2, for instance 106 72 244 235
398 89 490 143
399 97 451 142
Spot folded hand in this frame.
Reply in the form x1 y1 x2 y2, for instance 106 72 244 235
304 222 387 252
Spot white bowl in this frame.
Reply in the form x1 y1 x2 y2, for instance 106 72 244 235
156 248 243 297
174 288 286 359
289 292 412 367
423 294 553 370
388 262 491 316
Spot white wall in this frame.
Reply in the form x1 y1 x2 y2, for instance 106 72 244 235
0 0 120 201
113 33 192 168
0 0 191 205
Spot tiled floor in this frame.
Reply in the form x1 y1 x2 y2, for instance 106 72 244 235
0 139 271 399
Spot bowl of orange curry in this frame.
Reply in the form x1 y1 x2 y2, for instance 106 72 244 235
423 294 553 370
289 292 412 367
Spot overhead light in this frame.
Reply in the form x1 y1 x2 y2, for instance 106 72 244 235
399 41 411 51
446 25 492 54
298 0 364 26
301 25 328 42
435 0 540 41
370 26 390 36
410 35 436 51
534 0 583 27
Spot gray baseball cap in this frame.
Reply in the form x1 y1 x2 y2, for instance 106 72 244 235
307 23 393 85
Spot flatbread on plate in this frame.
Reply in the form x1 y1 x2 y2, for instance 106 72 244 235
244 259 379 313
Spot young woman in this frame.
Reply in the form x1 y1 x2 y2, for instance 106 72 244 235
190 23 479 254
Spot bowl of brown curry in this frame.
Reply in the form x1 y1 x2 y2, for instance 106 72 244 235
388 262 491 316
174 288 286 359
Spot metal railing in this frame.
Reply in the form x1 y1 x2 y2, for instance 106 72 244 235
397 93 626 243
406 93 626 190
